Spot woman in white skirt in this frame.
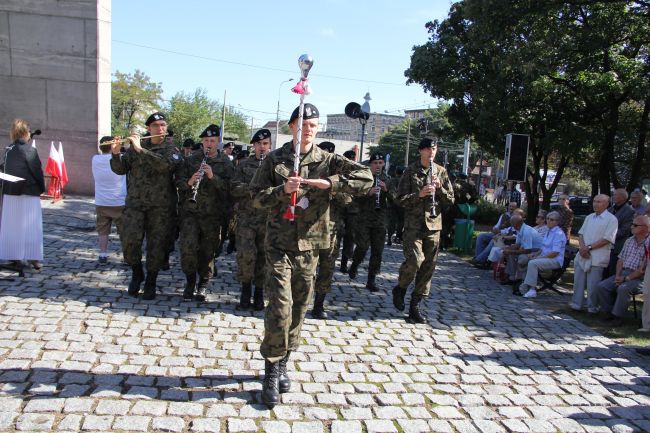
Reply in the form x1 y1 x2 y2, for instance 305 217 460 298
0 119 45 270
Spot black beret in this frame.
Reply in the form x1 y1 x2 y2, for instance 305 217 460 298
223 141 235 148
251 128 272 144
237 149 250 160
369 152 384 162
343 150 356 160
183 138 194 148
289 103 319 124
199 124 220 138
99 136 113 144
145 112 166 126
396 166 405 175
318 141 335 153
418 138 438 149
191 141 202 151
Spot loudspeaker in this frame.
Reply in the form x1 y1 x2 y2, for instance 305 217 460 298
504 133 529 181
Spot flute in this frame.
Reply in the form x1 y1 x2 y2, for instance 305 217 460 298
429 156 437 217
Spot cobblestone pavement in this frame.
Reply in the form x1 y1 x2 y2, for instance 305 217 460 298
0 197 649 433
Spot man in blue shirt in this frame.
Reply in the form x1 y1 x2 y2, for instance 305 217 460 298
503 214 542 293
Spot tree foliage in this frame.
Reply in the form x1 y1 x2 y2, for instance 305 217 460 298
111 70 163 137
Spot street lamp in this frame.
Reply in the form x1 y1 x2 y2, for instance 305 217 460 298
275 78 294 150
344 94 371 161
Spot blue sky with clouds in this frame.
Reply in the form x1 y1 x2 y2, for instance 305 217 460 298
111 0 452 128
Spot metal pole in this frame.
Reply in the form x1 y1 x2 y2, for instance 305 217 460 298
359 120 366 162
477 150 483 194
219 90 227 150
463 137 470 175
275 79 293 150
405 118 411 166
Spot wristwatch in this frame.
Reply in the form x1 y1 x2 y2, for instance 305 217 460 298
587 244 592 251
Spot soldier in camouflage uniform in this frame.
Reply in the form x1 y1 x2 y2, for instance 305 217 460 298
250 103 373 408
231 128 271 310
311 141 352 319
392 138 455 323
386 165 405 245
339 149 358 273
175 124 233 301
348 153 390 292
110 112 183 300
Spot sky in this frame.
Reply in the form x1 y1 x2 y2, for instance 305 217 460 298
110 0 453 129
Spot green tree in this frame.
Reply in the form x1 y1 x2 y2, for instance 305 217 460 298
165 88 249 146
111 70 163 136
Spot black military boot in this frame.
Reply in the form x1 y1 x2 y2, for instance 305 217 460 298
195 277 208 302
408 294 427 324
278 352 291 393
238 283 252 309
392 285 406 311
311 292 328 320
339 256 348 273
366 274 379 292
387 235 392 246
162 251 171 271
141 271 158 301
348 262 358 279
253 286 264 311
262 359 280 408
127 264 144 297
183 274 196 300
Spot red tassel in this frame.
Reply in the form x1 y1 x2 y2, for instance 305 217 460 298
283 206 295 221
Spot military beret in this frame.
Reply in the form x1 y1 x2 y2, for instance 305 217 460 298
191 141 202 151
183 138 194 148
289 103 319 124
343 150 356 160
145 111 167 126
223 141 235 148
99 136 113 144
318 141 335 153
418 137 438 149
251 128 272 144
396 166 405 176
369 152 384 162
237 149 250 160
199 124 220 138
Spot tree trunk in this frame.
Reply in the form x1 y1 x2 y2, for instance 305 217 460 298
626 94 649 192
591 167 599 197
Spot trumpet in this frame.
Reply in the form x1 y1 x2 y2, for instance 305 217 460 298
189 153 208 204
428 156 437 218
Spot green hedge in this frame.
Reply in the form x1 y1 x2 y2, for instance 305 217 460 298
474 199 504 225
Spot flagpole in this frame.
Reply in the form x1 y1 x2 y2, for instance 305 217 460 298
219 90 227 150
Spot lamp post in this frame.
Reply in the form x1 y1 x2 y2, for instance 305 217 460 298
275 78 294 150
344 93 371 162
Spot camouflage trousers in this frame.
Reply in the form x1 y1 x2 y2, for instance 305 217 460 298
315 223 341 294
260 246 317 363
179 212 221 278
387 205 404 241
351 221 386 278
341 212 356 259
235 222 265 287
397 228 440 297
119 206 172 273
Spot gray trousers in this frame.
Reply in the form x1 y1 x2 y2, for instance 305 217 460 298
506 253 529 281
596 269 641 317
641 266 650 329
521 258 561 290
571 260 605 312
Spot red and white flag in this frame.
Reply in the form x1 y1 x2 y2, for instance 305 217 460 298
45 141 61 179
57 141 69 189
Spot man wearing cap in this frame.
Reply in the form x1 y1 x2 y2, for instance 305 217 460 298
231 129 272 310
250 103 373 407
312 141 353 319
110 111 182 300
175 124 234 301
340 149 359 273
182 138 194 158
392 138 455 323
348 152 390 292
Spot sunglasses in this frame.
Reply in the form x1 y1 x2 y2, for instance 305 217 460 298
631 223 645 227
546 218 558 221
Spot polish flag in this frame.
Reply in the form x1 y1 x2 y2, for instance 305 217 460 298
57 142 69 189
45 141 62 179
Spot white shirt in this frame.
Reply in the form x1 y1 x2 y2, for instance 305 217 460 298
92 154 126 206
578 210 618 268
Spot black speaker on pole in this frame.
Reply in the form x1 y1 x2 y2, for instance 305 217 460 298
503 133 529 182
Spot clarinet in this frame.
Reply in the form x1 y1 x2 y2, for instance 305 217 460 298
189 153 208 203
428 156 437 217
374 172 381 210
259 150 267 167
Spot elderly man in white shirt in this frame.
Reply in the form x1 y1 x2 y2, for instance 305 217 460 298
517 211 567 298
570 194 618 313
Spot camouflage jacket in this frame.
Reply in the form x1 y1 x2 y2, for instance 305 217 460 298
398 160 455 231
251 141 373 251
387 175 403 207
231 154 267 225
353 171 390 225
330 192 352 228
110 140 182 209
175 152 233 216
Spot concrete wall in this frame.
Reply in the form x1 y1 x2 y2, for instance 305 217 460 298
0 0 111 195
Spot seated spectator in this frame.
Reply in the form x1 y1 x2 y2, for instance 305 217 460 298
503 214 543 293
631 190 645 216
606 188 635 278
596 215 648 326
487 224 519 264
517 211 567 298
534 210 549 237
472 201 517 266
556 194 574 238
640 223 650 333
570 194 618 313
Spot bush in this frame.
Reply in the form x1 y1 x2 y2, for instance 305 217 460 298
474 199 504 225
